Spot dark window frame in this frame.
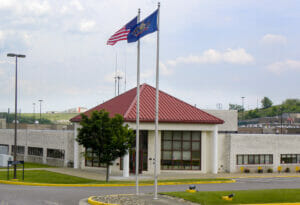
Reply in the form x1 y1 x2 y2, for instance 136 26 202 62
236 154 273 165
85 148 106 168
28 147 43 157
281 154 300 164
11 145 25 154
161 131 201 170
47 148 65 159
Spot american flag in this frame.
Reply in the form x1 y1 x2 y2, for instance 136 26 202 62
107 17 137 46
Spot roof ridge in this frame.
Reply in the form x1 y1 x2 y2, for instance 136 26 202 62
123 84 146 119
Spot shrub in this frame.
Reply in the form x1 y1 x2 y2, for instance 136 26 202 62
267 168 273 173
244 168 250 173
285 167 290 173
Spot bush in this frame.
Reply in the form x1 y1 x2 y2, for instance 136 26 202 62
285 167 290 173
267 168 273 173
244 168 250 173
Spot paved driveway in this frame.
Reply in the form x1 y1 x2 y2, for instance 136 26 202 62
0 177 300 205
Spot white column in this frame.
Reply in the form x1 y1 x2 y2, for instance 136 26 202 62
74 123 79 169
212 125 218 174
123 152 129 177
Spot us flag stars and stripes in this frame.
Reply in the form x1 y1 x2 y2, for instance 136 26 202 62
107 16 137 46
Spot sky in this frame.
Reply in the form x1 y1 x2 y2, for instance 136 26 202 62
0 0 299 113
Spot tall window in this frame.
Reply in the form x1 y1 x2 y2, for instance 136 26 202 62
47 149 65 159
281 154 300 164
28 147 43 156
161 131 201 170
236 154 273 165
85 148 106 167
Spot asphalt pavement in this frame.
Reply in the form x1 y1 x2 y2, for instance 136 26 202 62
0 177 300 205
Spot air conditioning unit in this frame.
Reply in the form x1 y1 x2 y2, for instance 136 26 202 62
0 154 13 167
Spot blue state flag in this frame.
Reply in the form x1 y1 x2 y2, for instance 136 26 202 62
127 9 158 43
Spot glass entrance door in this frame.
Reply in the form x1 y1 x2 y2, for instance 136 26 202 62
129 131 148 173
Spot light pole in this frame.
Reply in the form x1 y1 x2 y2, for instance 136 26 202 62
7 53 26 179
241 96 245 120
39 100 43 122
33 103 36 122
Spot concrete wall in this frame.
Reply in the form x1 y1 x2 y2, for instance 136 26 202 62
228 134 300 173
204 110 238 132
0 129 74 167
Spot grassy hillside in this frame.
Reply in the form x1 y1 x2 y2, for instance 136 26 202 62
239 99 300 120
21 113 78 122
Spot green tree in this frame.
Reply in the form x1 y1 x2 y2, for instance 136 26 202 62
261 97 273 109
229 104 244 112
76 110 134 182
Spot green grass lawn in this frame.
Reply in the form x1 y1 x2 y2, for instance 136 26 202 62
164 189 300 205
0 162 55 169
0 169 232 184
21 113 77 123
0 170 104 184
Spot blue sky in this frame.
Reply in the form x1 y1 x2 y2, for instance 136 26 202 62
0 0 299 113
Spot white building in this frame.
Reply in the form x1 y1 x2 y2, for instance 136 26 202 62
1 84 299 174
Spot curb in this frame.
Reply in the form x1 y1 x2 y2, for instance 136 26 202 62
230 175 300 179
0 179 235 187
87 196 117 205
242 203 300 205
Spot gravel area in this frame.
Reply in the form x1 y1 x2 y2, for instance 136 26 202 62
92 194 146 205
90 194 197 205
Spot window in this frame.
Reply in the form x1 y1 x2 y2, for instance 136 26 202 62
11 145 25 154
0 144 9 154
47 149 65 159
28 147 43 156
281 154 300 164
161 131 201 170
85 148 106 167
236 154 273 165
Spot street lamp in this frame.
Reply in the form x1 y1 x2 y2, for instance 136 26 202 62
39 100 43 121
7 53 26 179
241 97 245 120
33 103 36 122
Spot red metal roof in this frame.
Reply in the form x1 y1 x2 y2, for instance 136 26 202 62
70 83 224 124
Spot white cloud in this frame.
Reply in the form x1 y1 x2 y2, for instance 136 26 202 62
167 48 254 66
261 34 287 45
79 20 96 32
266 60 300 75
70 0 83 11
160 62 172 76
25 0 51 16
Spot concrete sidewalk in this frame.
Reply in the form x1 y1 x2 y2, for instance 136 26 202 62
43 167 300 181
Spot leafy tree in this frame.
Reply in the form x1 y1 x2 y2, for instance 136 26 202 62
229 104 244 112
261 97 273 109
77 110 134 182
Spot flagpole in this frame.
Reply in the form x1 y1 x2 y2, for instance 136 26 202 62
135 8 141 196
154 2 160 200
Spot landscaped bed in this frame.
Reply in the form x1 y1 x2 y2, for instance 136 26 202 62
164 189 300 205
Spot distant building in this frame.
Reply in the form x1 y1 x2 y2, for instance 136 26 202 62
63 107 88 113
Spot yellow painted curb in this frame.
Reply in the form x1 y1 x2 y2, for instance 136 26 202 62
221 175 300 179
87 196 118 205
0 179 235 187
242 203 300 205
